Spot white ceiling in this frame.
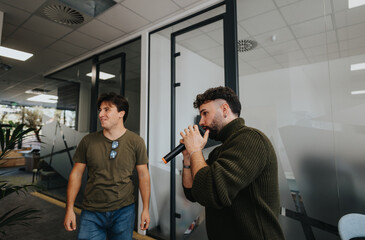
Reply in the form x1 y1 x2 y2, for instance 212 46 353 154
0 0 365 107
0 0 209 106
173 0 365 76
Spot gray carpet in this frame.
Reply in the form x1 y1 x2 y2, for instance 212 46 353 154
1 191 78 240
0 167 78 240
0 168 153 240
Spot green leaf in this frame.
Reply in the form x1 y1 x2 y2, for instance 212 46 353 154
0 127 4 152
0 125 40 236
0 183 36 199
9 124 24 142
0 206 40 231
0 125 35 160
11 125 34 144
5 128 10 149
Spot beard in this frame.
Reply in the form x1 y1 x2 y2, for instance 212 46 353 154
208 128 219 140
204 112 224 141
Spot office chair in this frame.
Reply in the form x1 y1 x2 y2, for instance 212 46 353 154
338 213 365 240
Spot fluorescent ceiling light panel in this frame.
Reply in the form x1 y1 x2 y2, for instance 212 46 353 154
0 46 33 61
349 0 365 8
350 63 365 71
351 90 365 95
27 94 58 103
86 71 115 80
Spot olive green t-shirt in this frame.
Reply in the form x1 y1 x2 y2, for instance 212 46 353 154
73 130 148 212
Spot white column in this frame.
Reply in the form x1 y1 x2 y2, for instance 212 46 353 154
138 30 149 235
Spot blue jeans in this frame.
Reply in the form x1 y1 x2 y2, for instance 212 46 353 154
78 204 135 240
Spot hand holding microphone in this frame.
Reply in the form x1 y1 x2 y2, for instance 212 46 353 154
162 125 209 164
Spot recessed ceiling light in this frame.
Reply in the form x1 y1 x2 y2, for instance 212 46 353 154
0 46 33 61
349 0 365 9
86 71 115 80
350 62 365 71
27 94 58 103
351 90 365 95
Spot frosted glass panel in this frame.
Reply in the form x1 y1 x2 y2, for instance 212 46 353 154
41 120 87 180
237 0 365 239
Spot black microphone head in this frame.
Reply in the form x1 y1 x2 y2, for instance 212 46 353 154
162 143 185 164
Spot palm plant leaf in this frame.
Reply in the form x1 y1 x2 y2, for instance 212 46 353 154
0 124 35 160
0 183 34 200
0 128 4 152
5 128 10 150
0 206 40 231
0 124 40 236
10 124 34 144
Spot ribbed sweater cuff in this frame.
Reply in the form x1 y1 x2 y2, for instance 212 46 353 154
192 166 216 207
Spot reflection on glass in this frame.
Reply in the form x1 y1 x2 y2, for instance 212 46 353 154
237 0 365 239
96 39 141 135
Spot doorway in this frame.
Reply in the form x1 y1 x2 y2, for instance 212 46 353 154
95 53 126 132
148 1 238 239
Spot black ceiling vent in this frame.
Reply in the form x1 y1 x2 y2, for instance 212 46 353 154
43 4 85 25
37 0 116 27
238 39 258 52
58 0 116 17
36 0 93 28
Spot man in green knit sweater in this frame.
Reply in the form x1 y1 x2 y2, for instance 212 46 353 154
181 86 285 240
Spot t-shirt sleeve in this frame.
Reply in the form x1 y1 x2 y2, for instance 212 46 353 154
73 136 87 164
135 137 148 165
191 130 269 209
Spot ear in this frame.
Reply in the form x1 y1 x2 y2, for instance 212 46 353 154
221 102 230 115
119 110 125 119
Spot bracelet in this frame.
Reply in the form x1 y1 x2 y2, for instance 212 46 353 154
189 149 201 159
182 160 190 169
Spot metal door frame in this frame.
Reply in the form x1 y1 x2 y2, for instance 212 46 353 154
169 0 238 239
90 52 126 132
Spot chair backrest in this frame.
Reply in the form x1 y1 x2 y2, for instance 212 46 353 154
338 213 365 240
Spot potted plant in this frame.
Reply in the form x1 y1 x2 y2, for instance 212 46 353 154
0 124 40 236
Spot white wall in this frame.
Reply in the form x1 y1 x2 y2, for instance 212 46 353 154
78 81 91 132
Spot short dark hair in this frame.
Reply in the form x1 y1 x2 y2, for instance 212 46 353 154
193 86 241 116
97 92 129 122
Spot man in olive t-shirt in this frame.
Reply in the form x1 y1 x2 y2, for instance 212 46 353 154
64 92 151 240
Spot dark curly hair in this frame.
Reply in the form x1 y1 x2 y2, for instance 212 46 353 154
97 92 129 122
193 86 241 117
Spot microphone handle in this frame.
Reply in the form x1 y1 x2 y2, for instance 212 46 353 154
162 143 186 164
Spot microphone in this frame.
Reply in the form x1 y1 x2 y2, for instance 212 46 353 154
162 143 185 164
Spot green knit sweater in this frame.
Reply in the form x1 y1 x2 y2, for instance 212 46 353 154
184 118 285 240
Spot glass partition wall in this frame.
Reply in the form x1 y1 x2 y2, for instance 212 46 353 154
236 0 365 240
150 0 365 240
149 3 235 240
96 40 142 134
0 76 80 175
44 38 142 216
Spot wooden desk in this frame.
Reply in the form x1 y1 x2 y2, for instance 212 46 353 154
0 149 26 168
